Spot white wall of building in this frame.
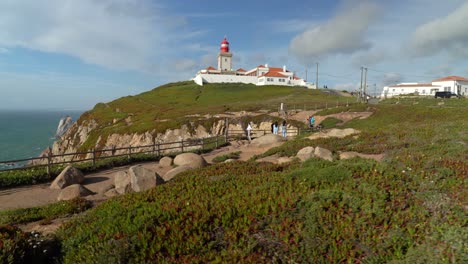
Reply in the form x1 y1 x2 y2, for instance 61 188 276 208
432 80 468 95
381 85 438 98
194 74 258 86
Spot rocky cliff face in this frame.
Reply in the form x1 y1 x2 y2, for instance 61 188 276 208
55 116 74 138
50 117 290 162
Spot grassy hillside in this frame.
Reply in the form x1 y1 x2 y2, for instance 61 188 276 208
1 96 466 262
74 81 351 150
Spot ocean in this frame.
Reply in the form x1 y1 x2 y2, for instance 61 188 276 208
0 110 83 169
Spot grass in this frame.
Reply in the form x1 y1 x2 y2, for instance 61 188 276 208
1 97 466 263
70 82 353 151
212 151 241 163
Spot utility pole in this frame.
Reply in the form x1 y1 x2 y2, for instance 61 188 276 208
364 67 368 103
359 66 363 102
316 62 319 89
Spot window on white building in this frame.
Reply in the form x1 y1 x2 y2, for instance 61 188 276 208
422 90 426 94
444 86 450 91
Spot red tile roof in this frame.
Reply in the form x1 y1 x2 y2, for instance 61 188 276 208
261 71 288 77
206 66 216 70
432 76 468 82
236 68 246 72
257 64 265 68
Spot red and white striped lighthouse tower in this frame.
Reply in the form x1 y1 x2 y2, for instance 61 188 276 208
218 37 232 71
220 37 229 53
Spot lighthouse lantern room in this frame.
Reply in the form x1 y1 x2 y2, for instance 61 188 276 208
217 37 232 72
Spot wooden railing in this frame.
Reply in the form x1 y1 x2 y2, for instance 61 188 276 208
0 127 315 174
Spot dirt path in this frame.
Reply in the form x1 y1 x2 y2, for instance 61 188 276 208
0 162 172 211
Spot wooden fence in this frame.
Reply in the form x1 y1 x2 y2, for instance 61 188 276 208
0 127 315 174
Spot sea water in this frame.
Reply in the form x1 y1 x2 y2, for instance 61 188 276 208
0 110 82 168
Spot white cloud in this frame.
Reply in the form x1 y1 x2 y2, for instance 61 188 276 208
0 0 187 72
410 1 468 58
289 0 380 63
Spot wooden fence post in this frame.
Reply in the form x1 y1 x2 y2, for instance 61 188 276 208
201 137 204 151
46 147 52 177
215 136 219 149
128 145 131 161
152 138 156 155
181 139 184 152
157 143 161 157
92 148 96 166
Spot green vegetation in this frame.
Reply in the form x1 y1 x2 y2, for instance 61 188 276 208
0 198 92 225
212 151 241 163
75 81 351 150
0 91 466 262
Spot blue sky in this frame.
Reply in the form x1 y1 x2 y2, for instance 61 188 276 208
1 0 467 110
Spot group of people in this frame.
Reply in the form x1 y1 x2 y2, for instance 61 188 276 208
246 120 288 142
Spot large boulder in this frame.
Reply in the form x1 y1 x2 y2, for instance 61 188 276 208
57 184 94 201
173 153 207 169
251 134 285 147
296 146 315 162
159 156 173 167
314 146 333 161
129 165 165 192
163 165 191 182
50 166 84 190
114 171 132 194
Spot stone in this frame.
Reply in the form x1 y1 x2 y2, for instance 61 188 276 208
50 166 84 190
326 128 360 138
173 153 207 169
224 159 236 163
277 157 293 164
104 188 120 198
114 171 132 194
163 165 192 182
296 146 315 162
57 184 94 201
98 184 115 195
314 146 333 161
128 165 165 192
159 156 173 167
251 134 285 147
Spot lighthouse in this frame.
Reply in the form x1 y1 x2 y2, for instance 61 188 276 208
217 37 232 72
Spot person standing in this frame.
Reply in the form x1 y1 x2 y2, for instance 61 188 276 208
246 122 253 142
310 116 315 129
281 120 287 138
273 121 279 135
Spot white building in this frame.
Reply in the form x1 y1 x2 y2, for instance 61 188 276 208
193 37 315 89
381 76 468 98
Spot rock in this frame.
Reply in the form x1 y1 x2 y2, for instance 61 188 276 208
339 151 385 162
163 165 192 182
57 184 94 201
297 146 315 162
224 159 236 163
174 153 207 169
55 116 73 138
308 128 360 140
104 188 119 198
314 146 333 161
114 171 132 194
277 157 293 164
159 156 173 167
98 184 115 195
128 165 165 192
326 128 360 138
50 166 84 190
251 134 285 147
